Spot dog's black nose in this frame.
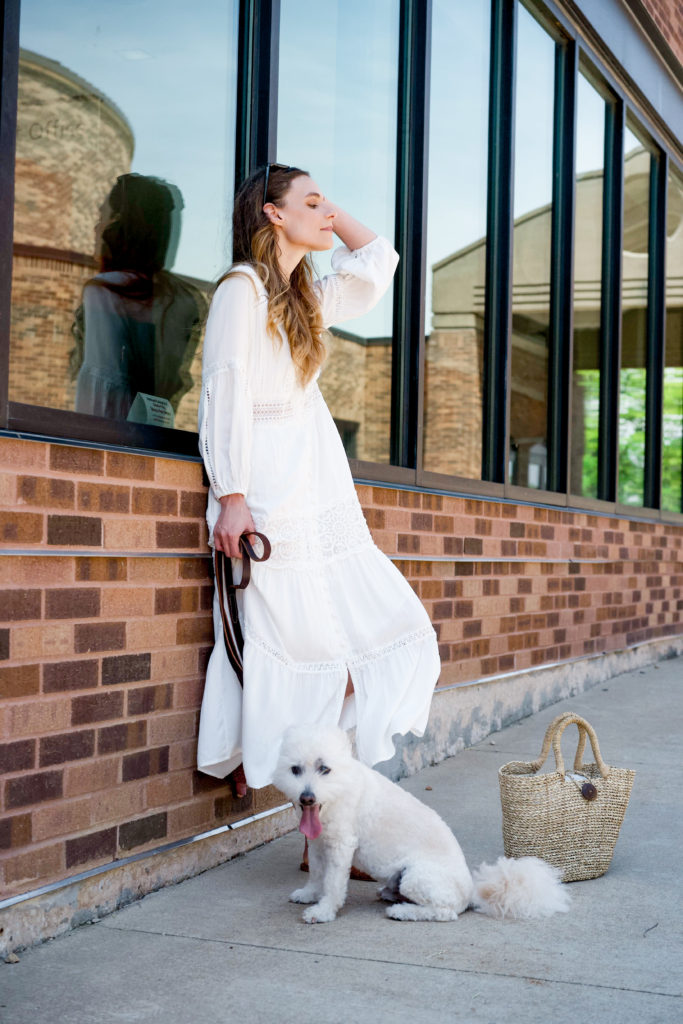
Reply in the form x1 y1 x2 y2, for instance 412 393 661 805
299 790 316 806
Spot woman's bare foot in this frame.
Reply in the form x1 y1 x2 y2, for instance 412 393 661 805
229 763 248 799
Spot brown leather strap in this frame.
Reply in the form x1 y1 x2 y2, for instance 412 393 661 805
214 549 243 682
231 531 272 589
214 532 271 685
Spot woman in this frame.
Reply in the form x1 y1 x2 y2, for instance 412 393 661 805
197 164 441 790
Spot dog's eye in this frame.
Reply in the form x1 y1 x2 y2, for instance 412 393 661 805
291 765 303 776
317 764 331 776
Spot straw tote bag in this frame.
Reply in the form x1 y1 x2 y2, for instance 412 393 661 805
499 712 635 882
214 531 271 796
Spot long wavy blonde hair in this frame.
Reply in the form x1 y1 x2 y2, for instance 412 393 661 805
220 165 325 385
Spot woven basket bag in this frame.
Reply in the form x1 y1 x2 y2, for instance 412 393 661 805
499 712 635 882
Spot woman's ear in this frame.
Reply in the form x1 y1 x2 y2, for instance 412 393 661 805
263 203 283 226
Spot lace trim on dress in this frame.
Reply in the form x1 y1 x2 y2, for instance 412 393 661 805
245 622 436 674
202 429 219 497
245 630 344 674
252 498 374 567
347 624 436 668
252 384 323 422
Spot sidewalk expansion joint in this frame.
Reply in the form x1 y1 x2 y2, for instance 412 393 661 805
100 923 681 1000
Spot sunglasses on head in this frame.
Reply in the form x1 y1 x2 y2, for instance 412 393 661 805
263 163 293 206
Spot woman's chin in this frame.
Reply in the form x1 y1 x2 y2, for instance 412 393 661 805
312 233 335 251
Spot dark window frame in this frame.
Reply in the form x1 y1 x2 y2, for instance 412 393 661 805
0 0 20 435
482 0 516 487
391 0 431 472
546 33 577 495
598 87 624 505
615 112 666 513
660 160 683 517
644 146 668 510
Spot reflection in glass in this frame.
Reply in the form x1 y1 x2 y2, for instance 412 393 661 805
277 0 399 463
661 166 683 512
422 0 490 478
570 75 606 498
618 123 651 506
72 174 206 424
510 6 555 490
9 2 238 430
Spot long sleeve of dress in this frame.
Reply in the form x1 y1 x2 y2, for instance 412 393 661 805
316 235 399 329
198 273 256 499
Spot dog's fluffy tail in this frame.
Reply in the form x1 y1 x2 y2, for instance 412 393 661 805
472 856 570 920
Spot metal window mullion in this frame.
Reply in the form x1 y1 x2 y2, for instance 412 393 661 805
644 150 667 509
0 0 20 430
234 0 280 187
547 37 577 494
482 0 516 484
597 98 624 503
391 0 431 469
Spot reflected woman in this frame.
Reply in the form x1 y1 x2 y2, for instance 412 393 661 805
197 164 441 793
70 173 207 423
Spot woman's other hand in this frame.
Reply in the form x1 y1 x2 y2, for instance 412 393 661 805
213 493 255 557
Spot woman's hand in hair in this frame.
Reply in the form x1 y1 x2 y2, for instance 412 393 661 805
330 206 377 252
214 493 256 558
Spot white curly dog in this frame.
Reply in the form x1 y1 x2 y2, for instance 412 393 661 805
274 725 570 924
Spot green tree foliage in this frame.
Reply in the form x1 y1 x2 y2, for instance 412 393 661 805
575 367 682 510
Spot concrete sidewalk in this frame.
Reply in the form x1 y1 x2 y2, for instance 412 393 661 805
1 657 681 1024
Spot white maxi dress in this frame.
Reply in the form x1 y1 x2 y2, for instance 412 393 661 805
197 235 441 788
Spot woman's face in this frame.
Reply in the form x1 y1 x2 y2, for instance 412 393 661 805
267 174 336 253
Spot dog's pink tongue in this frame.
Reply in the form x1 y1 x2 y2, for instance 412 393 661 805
299 804 322 840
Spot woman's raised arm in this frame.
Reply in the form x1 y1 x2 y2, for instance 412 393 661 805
331 206 377 251
314 229 399 329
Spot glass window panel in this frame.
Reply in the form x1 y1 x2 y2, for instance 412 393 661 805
422 0 491 479
509 6 555 490
277 0 399 463
10 0 239 434
661 165 683 513
618 121 651 506
570 74 606 499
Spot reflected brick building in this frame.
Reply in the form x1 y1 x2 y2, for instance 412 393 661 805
10 51 134 411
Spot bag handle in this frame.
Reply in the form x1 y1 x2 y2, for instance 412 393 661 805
531 712 610 779
529 712 574 772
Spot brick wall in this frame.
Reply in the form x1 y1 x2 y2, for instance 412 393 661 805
0 437 283 898
1 434 683 899
639 0 683 66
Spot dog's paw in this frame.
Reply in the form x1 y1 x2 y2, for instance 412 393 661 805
302 902 337 924
289 886 318 904
385 903 415 920
385 903 460 922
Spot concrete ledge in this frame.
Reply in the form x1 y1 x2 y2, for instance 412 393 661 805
0 805 297 958
383 632 683 778
2 631 681 957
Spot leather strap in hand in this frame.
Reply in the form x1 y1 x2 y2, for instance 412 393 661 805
214 531 271 685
